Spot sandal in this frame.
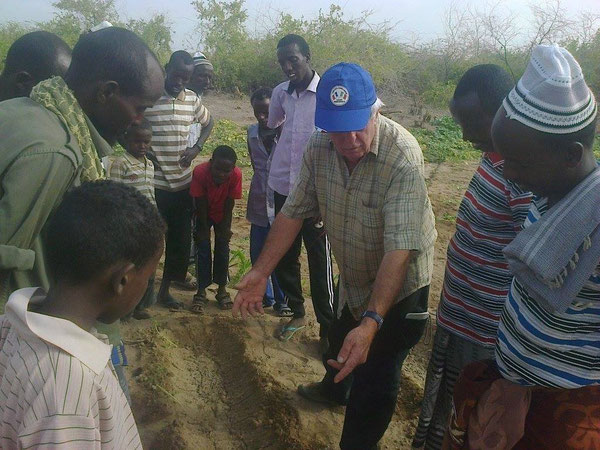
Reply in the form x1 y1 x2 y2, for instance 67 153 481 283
193 292 209 305
190 301 204 314
216 291 233 310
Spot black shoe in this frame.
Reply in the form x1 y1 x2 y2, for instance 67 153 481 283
133 309 152 320
297 382 347 406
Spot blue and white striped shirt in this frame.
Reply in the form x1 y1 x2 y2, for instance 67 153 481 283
495 197 600 387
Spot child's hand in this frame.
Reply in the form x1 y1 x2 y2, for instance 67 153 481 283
232 269 267 319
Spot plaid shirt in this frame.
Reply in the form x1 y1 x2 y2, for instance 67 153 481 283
282 115 437 319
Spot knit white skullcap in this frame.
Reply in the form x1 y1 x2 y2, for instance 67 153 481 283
503 44 597 134
192 51 213 69
90 21 113 32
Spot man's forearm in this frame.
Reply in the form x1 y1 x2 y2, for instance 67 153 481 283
194 116 214 149
253 212 303 277
365 249 412 319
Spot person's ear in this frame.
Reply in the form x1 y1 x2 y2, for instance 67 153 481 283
305 51 311 63
96 81 120 105
14 71 34 96
110 262 136 296
565 141 584 168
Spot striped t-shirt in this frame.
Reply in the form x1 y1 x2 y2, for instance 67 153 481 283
0 288 141 449
106 151 156 206
145 89 210 192
437 153 532 346
495 198 600 388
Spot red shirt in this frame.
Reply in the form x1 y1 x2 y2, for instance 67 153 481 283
190 162 242 223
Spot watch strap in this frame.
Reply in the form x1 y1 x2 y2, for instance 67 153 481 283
361 310 384 330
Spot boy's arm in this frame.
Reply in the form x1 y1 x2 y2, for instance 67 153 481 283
267 88 285 129
217 197 235 240
193 115 214 151
193 196 210 241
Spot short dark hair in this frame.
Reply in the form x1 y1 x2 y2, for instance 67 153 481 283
46 181 166 284
454 64 514 117
277 34 310 57
65 27 159 97
2 31 71 79
167 50 194 68
212 145 237 163
250 87 272 105
124 117 152 138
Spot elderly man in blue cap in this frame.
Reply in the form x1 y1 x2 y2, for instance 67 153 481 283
233 62 437 449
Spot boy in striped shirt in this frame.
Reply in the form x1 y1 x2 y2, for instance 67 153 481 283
106 118 157 320
145 51 213 309
0 181 165 449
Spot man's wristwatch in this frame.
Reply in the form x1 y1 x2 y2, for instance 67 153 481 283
361 310 384 330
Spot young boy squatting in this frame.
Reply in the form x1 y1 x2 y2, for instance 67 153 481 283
190 146 242 312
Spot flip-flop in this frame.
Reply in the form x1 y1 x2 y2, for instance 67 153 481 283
278 324 306 341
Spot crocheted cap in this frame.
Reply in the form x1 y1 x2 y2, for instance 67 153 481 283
503 44 597 134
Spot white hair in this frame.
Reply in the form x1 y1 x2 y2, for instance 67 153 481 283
370 98 385 118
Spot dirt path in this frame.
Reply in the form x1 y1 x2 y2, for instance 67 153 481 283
123 94 479 449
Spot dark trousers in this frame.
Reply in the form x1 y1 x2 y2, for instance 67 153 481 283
196 219 230 289
250 224 285 305
273 191 335 336
156 188 192 282
323 286 430 450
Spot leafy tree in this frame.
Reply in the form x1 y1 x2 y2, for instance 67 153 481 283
127 14 173 64
51 0 119 33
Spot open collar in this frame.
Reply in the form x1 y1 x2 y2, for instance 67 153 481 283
286 71 320 95
5 288 112 375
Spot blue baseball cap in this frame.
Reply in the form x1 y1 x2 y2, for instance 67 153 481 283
315 63 377 132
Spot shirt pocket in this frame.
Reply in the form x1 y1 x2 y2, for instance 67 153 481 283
358 206 384 250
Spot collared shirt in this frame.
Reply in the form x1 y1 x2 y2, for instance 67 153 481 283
437 153 532 347
0 288 141 449
106 151 156 206
495 198 600 388
267 72 320 196
145 89 210 192
0 98 112 306
246 123 277 227
282 115 437 319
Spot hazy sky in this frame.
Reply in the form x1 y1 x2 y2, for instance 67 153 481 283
1 0 599 50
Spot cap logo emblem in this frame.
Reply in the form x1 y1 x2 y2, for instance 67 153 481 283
330 86 349 106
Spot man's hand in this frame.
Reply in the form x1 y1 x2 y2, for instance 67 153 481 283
327 319 378 383
179 146 200 168
232 269 268 319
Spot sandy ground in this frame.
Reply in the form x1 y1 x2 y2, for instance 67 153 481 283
121 93 478 449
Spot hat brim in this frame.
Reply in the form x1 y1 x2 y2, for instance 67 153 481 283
315 106 372 132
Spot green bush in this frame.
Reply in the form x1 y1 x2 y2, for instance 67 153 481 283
202 119 250 167
411 116 479 163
